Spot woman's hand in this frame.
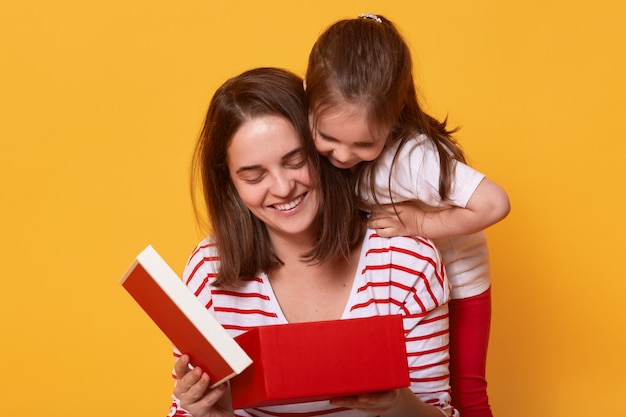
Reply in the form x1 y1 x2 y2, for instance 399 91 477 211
329 389 400 416
331 388 446 417
173 354 233 417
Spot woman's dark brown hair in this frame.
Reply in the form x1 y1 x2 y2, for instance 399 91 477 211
191 67 367 287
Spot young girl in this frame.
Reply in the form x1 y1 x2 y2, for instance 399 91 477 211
169 67 458 417
305 14 510 417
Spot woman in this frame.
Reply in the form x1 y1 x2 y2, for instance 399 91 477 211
169 67 457 417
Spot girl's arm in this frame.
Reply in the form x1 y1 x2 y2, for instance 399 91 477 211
369 177 510 238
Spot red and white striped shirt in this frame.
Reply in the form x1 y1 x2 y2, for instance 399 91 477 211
169 231 457 417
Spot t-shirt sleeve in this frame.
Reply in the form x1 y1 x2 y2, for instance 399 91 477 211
360 136 485 209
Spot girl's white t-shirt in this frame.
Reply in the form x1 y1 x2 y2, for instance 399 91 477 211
358 135 491 299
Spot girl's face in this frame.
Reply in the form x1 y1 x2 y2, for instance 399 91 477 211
311 103 388 169
227 115 319 239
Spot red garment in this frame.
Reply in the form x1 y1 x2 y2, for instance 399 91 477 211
449 287 493 417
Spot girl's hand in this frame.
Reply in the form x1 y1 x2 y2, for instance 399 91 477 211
173 354 233 417
330 389 400 415
370 177 511 240
369 203 429 237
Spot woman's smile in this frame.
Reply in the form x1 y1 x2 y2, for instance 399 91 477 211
271 193 306 212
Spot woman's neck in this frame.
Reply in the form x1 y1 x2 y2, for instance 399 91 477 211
268 228 317 264
266 233 363 323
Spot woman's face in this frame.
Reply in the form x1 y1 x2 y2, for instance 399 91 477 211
227 115 319 239
311 103 388 169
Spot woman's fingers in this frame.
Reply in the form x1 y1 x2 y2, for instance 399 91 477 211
330 389 399 414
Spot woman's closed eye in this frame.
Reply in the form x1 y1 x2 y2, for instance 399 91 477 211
238 168 266 184
284 156 307 169
282 149 308 169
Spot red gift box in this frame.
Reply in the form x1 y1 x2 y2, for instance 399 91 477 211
230 315 409 410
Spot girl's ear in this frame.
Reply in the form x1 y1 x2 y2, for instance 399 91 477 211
302 79 307 91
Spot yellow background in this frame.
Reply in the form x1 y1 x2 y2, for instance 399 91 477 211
1 1 624 415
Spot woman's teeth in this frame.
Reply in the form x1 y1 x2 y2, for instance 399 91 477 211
274 194 304 211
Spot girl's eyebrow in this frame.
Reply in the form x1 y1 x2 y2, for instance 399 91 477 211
318 128 375 145
235 147 304 174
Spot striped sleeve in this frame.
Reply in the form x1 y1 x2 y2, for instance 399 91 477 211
184 238 281 334
351 233 457 416
168 239 277 417
183 239 220 312
167 240 220 417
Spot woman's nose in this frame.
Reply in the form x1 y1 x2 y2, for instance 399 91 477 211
270 172 294 196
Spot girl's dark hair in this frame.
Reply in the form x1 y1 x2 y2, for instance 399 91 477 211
306 15 466 202
191 67 367 287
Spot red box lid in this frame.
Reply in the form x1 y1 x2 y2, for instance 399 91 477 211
120 245 252 387
231 315 409 410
